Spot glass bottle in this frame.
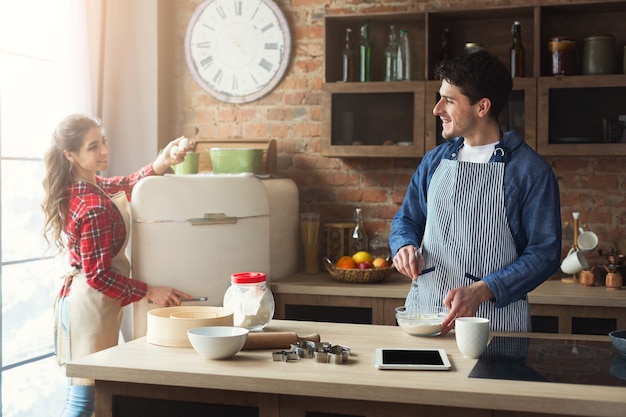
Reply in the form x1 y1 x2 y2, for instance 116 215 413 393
350 207 368 254
341 28 355 82
359 21 371 82
510 21 525 77
396 29 411 81
384 25 398 82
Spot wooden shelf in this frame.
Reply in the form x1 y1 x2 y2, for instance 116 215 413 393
537 74 626 156
322 1 626 158
321 81 425 157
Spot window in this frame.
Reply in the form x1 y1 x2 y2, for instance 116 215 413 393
1 1 92 415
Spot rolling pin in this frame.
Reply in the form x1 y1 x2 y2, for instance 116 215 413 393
242 332 321 350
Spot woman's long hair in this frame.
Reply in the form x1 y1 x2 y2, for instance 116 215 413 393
41 114 102 252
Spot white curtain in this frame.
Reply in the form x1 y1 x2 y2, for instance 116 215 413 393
95 0 161 176
54 0 101 116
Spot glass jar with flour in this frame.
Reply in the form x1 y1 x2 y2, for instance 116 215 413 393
223 272 275 331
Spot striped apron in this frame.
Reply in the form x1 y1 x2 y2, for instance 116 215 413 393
405 159 531 332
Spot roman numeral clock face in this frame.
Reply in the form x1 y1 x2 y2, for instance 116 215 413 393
185 0 292 104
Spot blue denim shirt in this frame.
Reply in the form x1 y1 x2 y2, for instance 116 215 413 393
390 131 562 308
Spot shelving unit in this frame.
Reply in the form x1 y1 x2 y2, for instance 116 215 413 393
321 0 626 158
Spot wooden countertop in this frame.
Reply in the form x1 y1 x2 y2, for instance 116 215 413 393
67 320 625 417
527 280 626 308
270 271 410 298
270 273 626 308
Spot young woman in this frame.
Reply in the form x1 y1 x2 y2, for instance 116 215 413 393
42 114 192 417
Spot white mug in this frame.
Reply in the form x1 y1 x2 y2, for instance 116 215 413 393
560 247 589 274
455 317 490 359
577 230 598 252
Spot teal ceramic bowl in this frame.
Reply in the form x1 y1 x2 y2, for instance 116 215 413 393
209 148 263 174
609 330 626 357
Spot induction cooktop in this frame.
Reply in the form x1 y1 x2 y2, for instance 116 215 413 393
468 336 626 387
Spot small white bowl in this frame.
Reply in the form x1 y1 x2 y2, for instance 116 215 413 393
395 306 448 337
187 326 249 360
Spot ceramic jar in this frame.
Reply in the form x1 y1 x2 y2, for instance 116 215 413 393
579 269 596 287
583 35 616 75
605 271 622 290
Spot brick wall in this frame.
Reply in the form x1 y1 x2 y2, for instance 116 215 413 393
173 0 625 265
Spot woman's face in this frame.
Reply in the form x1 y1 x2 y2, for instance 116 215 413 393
66 127 109 177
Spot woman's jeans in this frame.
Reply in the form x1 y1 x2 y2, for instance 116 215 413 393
60 296 95 417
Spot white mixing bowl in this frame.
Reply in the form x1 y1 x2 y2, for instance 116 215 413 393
187 326 249 360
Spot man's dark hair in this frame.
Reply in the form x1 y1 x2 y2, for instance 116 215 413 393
435 51 512 120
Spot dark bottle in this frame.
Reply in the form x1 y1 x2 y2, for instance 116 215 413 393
341 28 355 82
510 21 525 77
434 28 452 79
359 21 372 82
440 28 452 62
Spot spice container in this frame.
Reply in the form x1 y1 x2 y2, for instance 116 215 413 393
548 37 576 75
223 272 275 331
583 35 616 75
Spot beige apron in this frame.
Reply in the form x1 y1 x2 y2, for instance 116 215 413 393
55 191 131 386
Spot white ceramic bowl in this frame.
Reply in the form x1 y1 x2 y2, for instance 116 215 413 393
395 306 448 337
187 326 249 360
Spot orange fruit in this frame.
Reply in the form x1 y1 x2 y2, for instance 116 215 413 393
336 256 357 269
372 257 389 268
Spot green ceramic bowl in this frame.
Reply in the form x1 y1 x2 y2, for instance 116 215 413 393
209 148 263 174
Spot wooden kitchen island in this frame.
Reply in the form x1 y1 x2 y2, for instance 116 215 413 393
67 320 625 417
271 273 626 333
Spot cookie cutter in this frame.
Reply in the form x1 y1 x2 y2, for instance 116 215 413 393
273 340 350 364
272 350 299 362
290 340 316 358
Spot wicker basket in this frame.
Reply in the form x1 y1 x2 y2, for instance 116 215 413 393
323 257 394 284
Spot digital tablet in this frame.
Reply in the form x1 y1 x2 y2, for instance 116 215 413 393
374 348 451 370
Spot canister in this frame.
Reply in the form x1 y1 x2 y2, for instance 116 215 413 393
223 272 275 331
548 37 576 75
583 34 616 75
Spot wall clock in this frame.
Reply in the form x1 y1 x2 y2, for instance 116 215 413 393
184 0 292 104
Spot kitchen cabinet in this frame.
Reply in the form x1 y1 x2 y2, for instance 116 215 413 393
271 274 626 334
321 0 626 158
537 2 626 155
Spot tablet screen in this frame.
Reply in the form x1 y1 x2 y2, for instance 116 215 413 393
375 348 451 370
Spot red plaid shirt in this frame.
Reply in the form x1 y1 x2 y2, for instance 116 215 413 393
60 163 155 306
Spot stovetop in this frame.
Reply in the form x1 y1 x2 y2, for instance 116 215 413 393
468 336 626 387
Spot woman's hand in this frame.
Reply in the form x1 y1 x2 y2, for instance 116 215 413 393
145 285 193 307
153 136 193 174
393 245 424 279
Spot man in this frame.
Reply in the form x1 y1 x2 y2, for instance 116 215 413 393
389 51 561 334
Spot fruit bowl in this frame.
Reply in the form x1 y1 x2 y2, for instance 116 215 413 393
395 306 448 337
323 257 394 284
